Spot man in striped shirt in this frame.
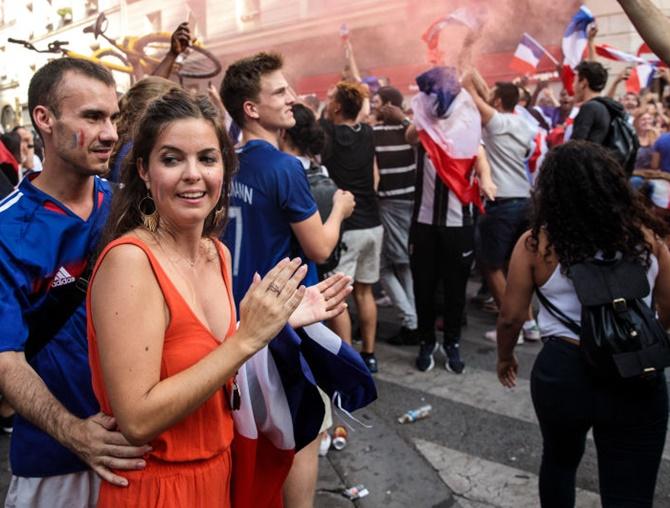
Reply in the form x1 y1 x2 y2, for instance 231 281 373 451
372 86 418 345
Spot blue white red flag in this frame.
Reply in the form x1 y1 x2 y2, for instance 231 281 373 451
230 323 377 508
412 67 483 212
561 6 595 94
638 42 664 67
510 33 549 74
627 64 656 93
595 43 645 65
594 43 656 93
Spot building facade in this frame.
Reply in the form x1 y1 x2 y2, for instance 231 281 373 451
0 0 664 130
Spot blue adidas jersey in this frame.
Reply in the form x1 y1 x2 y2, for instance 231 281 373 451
0 176 111 477
222 140 318 307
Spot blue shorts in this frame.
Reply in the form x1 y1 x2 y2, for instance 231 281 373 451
476 198 530 269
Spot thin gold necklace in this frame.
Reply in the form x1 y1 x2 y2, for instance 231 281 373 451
153 231 201 269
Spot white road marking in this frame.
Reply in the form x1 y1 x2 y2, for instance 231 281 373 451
414 438 601 508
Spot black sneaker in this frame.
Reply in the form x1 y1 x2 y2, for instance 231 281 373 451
387 327 420 346
416 341 438 372
361 352 378 374
0 414 13 434
443 342 465 374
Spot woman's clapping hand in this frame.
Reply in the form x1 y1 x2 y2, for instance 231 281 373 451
288 272 353 328
235 258 307 354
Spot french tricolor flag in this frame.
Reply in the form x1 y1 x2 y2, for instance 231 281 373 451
627 64 656 93
595 43 645 65
231 323 377 508
561 6 595 94
412 85 483 213
595 43 655 93
510 33 548 75
638 42 664 67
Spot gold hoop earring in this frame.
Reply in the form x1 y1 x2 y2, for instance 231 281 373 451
139 194 159 232
214 206 226 225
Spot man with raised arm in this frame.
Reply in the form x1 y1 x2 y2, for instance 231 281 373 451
0 58 149 507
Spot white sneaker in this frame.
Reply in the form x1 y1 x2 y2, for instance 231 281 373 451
522 321 541 342
319 432 331 456
484 329 524 345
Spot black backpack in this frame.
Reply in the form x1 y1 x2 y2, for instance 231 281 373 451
536 258 670 380
304 160 343 274
593 97 640 176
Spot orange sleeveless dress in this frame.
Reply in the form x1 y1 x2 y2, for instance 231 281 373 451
87 237 236 507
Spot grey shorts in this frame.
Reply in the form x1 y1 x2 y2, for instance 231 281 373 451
335 225 384 284
379 199 413 265
5 470 100 508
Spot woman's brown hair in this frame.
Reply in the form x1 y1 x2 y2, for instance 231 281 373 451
101 88 237 248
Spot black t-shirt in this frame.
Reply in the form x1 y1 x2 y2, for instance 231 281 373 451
571 99 611 144
320 119 381 231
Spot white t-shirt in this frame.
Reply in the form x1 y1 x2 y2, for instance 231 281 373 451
482 112 535 199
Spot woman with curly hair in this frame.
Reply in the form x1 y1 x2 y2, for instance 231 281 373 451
496 140 670 507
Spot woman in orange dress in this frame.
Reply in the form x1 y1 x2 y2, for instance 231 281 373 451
87 89 349 507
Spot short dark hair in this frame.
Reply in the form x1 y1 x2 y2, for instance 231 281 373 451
333 81 368 120
284 104 325 158
575 61 608 92
493 82 519 111
28 58 115 137
376 86 403 108
220 52 283 127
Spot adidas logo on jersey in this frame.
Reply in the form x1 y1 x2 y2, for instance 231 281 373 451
51 266 76 287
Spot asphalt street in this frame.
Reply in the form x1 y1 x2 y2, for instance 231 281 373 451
1 280 669 507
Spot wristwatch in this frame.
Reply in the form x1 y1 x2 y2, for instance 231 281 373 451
401 117 411 128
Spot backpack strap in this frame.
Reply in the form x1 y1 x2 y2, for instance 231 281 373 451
535 287 582 337
24 258 93 361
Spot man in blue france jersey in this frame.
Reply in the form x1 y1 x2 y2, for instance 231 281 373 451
219 52 354 305
219 52 355 508
0 59 148 506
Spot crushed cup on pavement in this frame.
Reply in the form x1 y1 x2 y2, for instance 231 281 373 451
397 404 432 424
342 484 369 500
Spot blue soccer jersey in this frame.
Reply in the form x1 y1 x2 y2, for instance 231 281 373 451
0 176 111 477
222 140 318 307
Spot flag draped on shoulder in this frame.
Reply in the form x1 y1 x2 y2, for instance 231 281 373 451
510 33 550 75
412 67 483 213
514 105 548 180
561 5 595 94
230 323 377 508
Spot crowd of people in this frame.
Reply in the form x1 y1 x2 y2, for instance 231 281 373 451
1 0 670 506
